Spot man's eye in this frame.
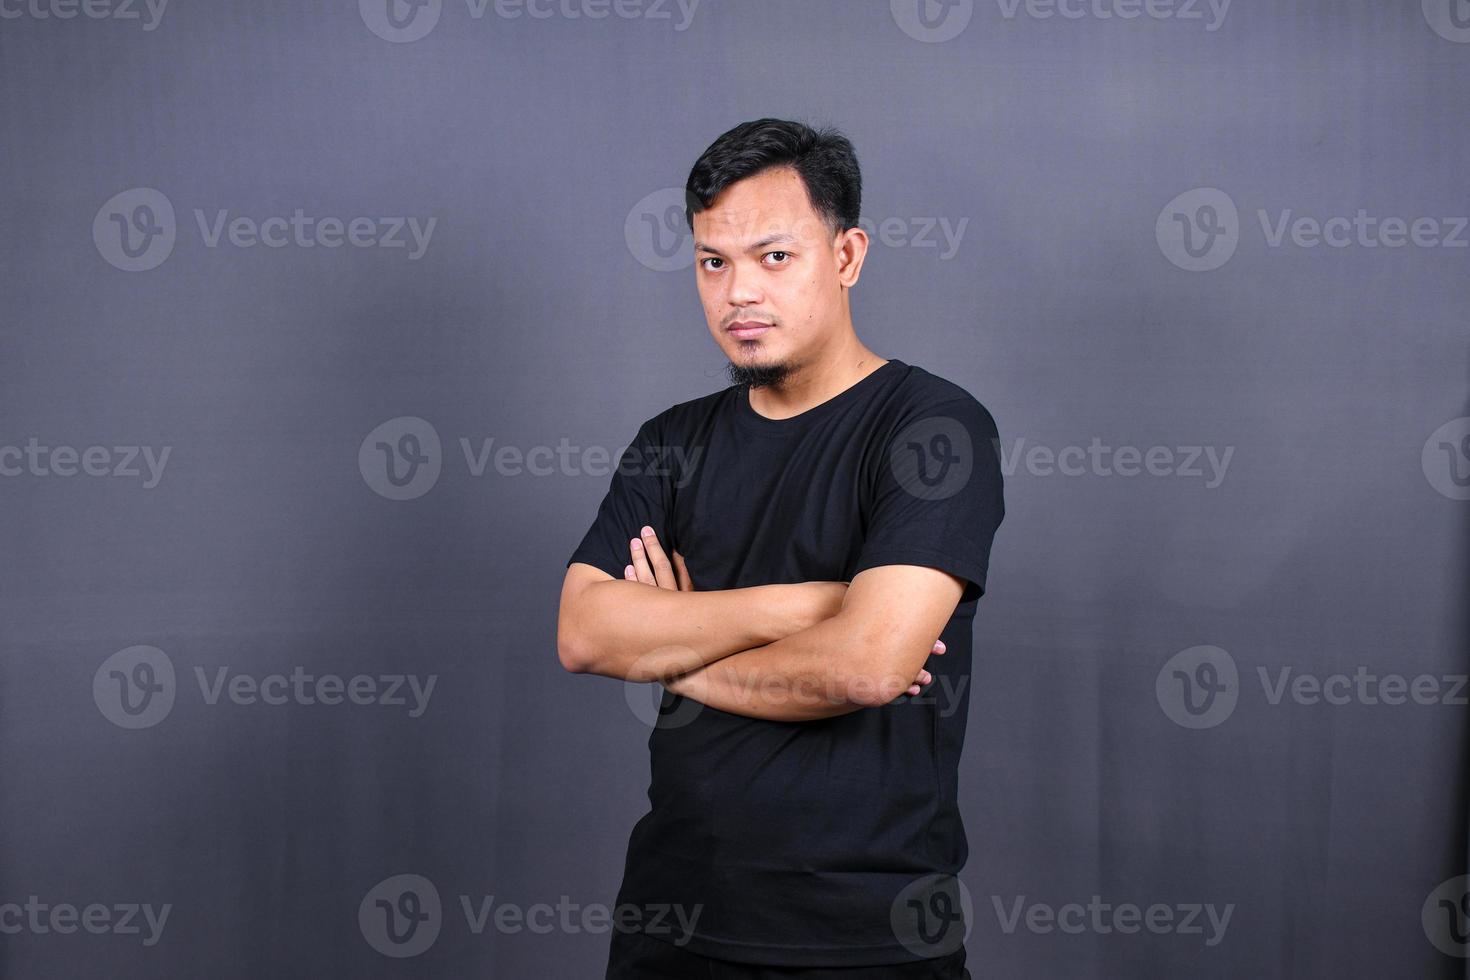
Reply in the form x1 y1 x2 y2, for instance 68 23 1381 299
700 258 724 271
766 251 789 264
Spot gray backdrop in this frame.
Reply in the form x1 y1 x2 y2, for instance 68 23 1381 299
2 0 1468 977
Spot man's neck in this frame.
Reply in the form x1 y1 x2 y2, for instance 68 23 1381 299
747 342 887 421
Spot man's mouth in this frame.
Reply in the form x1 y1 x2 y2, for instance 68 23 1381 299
727 321 773 339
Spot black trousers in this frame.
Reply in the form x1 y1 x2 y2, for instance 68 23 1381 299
605 929 971 979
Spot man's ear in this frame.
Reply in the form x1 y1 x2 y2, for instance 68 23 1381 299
834 225 869 288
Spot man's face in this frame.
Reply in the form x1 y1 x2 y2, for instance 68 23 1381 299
690 166 857 385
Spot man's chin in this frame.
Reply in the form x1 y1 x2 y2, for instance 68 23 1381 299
725 357 793 389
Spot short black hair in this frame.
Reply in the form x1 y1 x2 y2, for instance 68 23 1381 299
684 118 862 240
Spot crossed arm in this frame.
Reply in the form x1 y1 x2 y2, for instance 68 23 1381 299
557 525 963 722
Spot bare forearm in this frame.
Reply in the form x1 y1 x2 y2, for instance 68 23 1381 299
562 580 817 681
668 616 909 723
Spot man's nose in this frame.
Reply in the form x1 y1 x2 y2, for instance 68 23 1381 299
725 265 763 305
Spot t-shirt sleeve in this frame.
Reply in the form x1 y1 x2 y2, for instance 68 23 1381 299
851 395 1005 604
565 416 674 580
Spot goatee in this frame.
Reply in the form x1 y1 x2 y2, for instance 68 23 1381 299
726 359 794 389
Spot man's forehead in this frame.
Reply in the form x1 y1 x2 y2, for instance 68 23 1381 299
693 205 827 249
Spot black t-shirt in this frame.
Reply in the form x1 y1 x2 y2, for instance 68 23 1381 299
565 357 1005 967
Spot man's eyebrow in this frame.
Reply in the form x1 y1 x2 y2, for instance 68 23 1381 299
693 232 798 256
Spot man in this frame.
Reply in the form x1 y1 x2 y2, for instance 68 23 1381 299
558 118 1004 979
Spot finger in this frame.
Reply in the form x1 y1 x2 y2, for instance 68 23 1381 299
624 564 636 581
673 550 694 592
629 537 657 585
932 640 946 654
639 526 678 590
916 670 931 686
906 684 921 696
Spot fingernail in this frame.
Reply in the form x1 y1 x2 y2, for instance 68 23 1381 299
631 538 642 550
641 526 653 536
